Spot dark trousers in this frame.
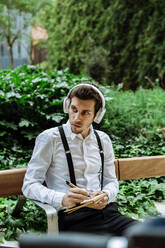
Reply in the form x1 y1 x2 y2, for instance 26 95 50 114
58 202 138 236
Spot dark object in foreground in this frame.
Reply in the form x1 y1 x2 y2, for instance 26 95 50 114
19 232 111 248
19 217 165 248
125 216 165 248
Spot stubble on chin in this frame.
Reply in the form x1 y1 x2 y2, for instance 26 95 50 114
71 125 82 134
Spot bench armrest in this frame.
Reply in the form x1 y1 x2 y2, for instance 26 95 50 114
32 200 59 233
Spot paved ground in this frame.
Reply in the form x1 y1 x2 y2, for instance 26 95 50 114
0 233 18 248
0 240 18 248
154 200 165 215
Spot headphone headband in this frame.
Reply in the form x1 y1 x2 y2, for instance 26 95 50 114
63 84 106 123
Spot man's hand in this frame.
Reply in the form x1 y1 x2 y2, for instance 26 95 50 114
87 190 108 210
62 187 89 208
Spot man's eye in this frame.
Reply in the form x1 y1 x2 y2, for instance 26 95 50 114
73 109 77 113
71 106 77 112
83 111 90 115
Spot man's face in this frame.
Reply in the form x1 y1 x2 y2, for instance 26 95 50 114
68 96 96 138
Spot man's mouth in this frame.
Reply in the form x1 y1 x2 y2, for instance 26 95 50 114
72 123 81 128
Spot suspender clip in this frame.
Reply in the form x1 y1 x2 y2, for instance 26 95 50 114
65 150 70 154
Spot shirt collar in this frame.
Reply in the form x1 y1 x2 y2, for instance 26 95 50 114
64 120 94 140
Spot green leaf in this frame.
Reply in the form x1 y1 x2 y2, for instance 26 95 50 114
19 120 33 127
0 131 7 136
0 121 17 130
46 114 65 123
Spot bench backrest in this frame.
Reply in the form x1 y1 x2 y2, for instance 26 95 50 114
0 155 165 197
115 155 165 180
0 168 26 197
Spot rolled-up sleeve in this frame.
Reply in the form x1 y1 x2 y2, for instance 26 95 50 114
22 132 65 210
101 133 119 203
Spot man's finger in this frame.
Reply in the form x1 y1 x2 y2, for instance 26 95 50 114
70 187 89 196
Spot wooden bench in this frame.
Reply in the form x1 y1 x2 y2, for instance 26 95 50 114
0 155 165 235
115 155 165 180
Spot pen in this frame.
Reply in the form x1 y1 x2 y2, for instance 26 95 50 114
66 180 78 188
66 180 91 197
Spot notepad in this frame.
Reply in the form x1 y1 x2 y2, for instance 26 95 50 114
64 192 108 214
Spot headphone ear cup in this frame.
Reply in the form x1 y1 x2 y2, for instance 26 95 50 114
94 108 106 124
63 97 70 113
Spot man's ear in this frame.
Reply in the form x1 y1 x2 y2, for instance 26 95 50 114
63 97 70 113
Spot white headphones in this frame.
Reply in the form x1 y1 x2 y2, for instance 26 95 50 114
63 84 106 124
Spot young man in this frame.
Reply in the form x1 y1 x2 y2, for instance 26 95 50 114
22 83 137 235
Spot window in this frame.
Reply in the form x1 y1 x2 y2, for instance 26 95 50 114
18 42 21 57
0 43 4 56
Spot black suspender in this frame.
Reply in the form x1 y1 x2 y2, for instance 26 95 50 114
58 126 76 185
94 130 104 190
58 125 104 189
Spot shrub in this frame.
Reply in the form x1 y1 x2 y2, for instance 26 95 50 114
0 65 165 169
0 65 92 169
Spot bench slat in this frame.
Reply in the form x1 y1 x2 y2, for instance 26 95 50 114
0 168 26 197
0 155 165 197
118 155 165 180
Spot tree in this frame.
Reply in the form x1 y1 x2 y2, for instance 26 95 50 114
40 0 165 89
0 0 50 69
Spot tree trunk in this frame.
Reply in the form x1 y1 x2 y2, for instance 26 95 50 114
8 44 14 69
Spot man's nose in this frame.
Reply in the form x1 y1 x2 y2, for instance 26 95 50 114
74 112 81 121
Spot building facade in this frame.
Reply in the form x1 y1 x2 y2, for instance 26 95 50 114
0 11 31 69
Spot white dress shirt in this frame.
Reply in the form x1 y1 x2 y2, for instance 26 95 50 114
22 121 119 211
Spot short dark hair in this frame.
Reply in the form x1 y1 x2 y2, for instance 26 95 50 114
68 82 103 115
